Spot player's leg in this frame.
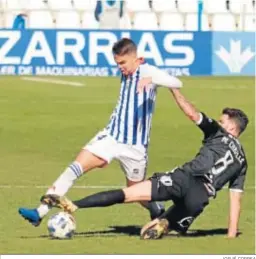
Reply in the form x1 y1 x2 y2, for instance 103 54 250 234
18 130 115 226
138 169 189 239
141 175 210 239
142 199 208 240
41 180 154 213
45 169 187 213
45 150 105 197
118 145 164 219
126 178 165 220
18 150 106 226
140 204 186 239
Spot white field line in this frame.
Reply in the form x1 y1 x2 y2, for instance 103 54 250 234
0 185 254 190
0 185 124 189
21 77 85 87
19 77 251 89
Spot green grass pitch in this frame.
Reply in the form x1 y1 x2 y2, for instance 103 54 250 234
0 76 254 254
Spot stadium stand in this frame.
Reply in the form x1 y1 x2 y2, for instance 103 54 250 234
73 0 97 11
126 0 151 12
0 0 255 31
205 0 228 13
133 11 158 30
5 0 30 10
152 0 177 13
27 0 48 10
119 12 132 29
55 11 81 28
28 10 54 28
48 0 73 10
81 12 99 29
239 14 256 31
185 13 210 31
159 12 184 30
178 0 200 13
211 13 237 31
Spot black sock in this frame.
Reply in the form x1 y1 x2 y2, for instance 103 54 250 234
144 202 165 220
73 189 125 209
159 205 192 233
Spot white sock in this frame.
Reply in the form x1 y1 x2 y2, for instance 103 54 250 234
37 161 83 218
37 204 50 218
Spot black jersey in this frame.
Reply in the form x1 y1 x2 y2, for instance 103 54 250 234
181 113 247 193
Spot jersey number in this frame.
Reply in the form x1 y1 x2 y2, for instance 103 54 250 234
212 150 234 175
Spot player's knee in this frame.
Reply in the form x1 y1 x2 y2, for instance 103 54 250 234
123 180 152 203
75 150 107 173
123 187 137 202
185 200 208 218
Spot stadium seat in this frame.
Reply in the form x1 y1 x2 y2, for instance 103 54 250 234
159 13 184 31
152 0 177 12
4 11 22 27
245 0 256 13
0 15 3 28
28 11 54 28
244 15 256 31
120 13 132 29
229 1 244 14
73 0 97 10
230 0 255 14
178 0 200 13
28 0 47 10
211 14 236 31
0 10 3 26
205 0 228 13
133 12 158 30
48 0 73 10
6 0 30 10
126 0 151 12
185 13 210 31
0 0 5 9
81 12 99 29
238 14 256 31
55 11 81 28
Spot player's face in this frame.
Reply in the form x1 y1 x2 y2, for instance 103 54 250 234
218 114 236 133
114 53 139 75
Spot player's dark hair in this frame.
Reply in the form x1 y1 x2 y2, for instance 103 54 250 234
222 108 249 135
112 38 137 56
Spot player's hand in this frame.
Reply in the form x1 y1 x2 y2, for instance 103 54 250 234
226 234 237 239
226 231 238 238
137 77 153 93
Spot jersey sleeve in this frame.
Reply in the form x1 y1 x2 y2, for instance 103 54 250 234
196 113 220 139
228 165 247 192
146 65 182 88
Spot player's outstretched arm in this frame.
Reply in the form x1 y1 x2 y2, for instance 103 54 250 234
227 190 242 238
170 88 201 123
150 66 183 89
137 66 182 93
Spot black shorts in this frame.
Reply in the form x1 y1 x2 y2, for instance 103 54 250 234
150 168 209 233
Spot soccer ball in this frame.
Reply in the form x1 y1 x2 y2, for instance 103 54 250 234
47 212 76 239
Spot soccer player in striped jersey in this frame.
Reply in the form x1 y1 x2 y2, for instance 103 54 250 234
18 38 182 226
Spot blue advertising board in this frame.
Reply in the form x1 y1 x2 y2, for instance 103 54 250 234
0 30 254 76
213 32 255 76
0 30 211 76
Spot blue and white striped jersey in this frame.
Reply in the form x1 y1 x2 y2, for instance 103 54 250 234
106 63 182 146
106 64 156 146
